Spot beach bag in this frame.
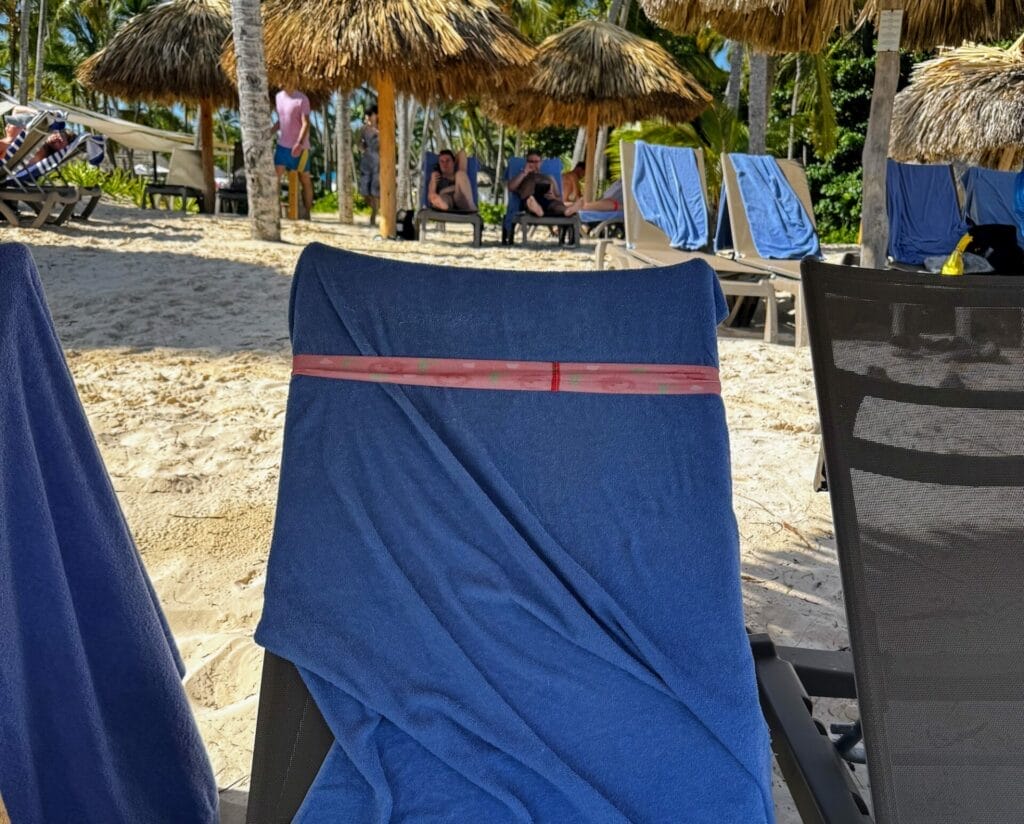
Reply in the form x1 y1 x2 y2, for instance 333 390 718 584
397 209 418 241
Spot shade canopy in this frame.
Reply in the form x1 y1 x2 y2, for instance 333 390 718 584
77 0 235 107
638 0 855 54
861 0 1024 50
221 0 535 100
485 20 711 128
890 36 1024 170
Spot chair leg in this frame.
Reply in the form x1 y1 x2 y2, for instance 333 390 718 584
763 287 778 344
472 220 482 247
794 283 807 348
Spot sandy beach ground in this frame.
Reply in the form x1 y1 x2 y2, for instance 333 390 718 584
9 202 863 821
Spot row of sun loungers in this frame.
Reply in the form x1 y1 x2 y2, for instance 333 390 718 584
0 108 105 229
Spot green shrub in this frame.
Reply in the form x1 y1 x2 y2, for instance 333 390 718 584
55 163 149 206
477 201 504 226
312 190 371 215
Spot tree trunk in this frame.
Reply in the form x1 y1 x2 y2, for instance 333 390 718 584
18 0 31 104
321 103 331 194
748 51 770 154
377 74 397 238
396 93 411 211
787 57 801 160
860 5 902 269
725 41 744 113
33 0 44 98
199 100 216 214
594 126 609 196
493 123 505 204
337 91 353 224
584 107 598 202
229 0 280 241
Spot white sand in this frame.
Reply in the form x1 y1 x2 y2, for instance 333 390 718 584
12 202 861 819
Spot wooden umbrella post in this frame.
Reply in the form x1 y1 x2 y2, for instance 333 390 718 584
377 74 398 238
199 98 216 214
584 106 599 203
860 2 903 269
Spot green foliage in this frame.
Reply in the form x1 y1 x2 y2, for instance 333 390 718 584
523 126 577 163
797 30 925 241
55 162 148 205
311 190 372 215
477 201 504 226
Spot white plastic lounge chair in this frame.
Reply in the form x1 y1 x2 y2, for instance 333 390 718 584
717 153 822 347
601 141 779 344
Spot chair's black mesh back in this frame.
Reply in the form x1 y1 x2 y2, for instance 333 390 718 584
803 260 1024 824
246 652 333 823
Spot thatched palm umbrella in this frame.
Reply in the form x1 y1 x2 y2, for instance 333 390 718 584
222 0 534 239
891 35 1024 170
78 0 234 213
640 0 854 54
485 20 711 201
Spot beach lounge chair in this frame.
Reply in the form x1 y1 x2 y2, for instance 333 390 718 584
144 147 205 212
414 151 483 246
503 156 581 247
0 109 56 184
0 133 105 228
600 141 779 343
716 153 822 346
757 257 1024 823
886 160 968 267
0 242 219 823
245 244 774 822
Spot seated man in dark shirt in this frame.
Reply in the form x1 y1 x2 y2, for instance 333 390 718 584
508 149 582 218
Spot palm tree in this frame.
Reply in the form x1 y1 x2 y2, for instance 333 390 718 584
228 0 280 241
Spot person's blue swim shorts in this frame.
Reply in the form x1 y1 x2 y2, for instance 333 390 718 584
275 144 309 172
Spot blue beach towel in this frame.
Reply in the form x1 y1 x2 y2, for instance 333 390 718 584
420 151 480 210
887 160 968 265
962 166 1024 246
0 243 218 824
632 141 709 249
258 244 774 823
720 154 820 259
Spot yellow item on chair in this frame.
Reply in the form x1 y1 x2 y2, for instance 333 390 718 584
941 233 974 276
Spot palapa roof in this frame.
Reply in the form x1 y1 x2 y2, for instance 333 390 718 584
77 0 235 107
221 0 535 100
485 20 711 128
639 0 855 54
890 36 1024 170
861 0 1024 50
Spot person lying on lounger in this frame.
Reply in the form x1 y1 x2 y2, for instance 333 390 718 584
576 179 623 214
1 107 70 163
428 149 476 212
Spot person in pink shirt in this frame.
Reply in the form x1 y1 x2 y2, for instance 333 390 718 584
273 88 313 218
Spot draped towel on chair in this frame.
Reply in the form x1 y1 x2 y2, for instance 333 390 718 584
259 244 774 823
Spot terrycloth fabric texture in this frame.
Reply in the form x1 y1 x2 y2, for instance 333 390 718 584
503 156 565 232
632 141 709 250
420 152 480 211
259 244 774 823
726 153 820 259
886 160 968 265
0 243 218 824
